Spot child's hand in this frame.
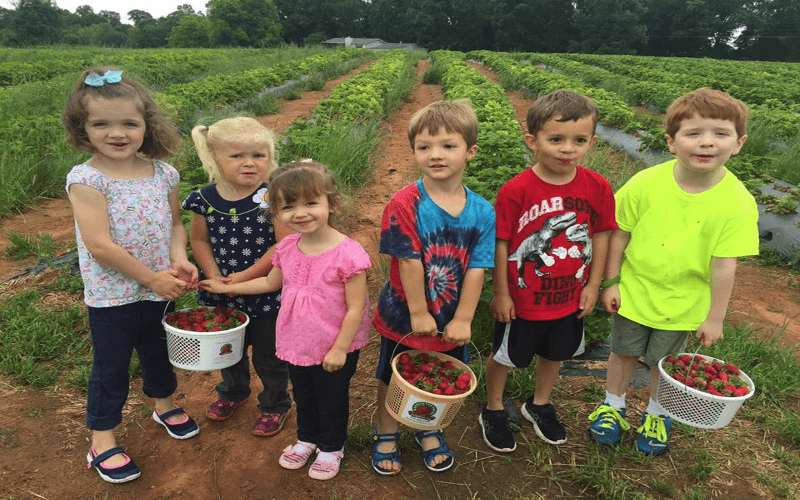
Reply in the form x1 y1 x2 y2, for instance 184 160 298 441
696 320 724 347
490 294 516 323
577 285 599 319
199 277 232 295
224 271 246 284
149 269 191 300
600 285 620 313
172 260 198 291
322 348 347 372
409 312 438 336
442 318 471 346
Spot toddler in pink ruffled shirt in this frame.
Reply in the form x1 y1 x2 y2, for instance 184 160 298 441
201 160 371 481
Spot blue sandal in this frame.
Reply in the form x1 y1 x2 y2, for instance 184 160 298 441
371 430 402 476
415 429 454 472
87 446 141 483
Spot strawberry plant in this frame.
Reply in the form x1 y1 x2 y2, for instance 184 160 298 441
662 354 752 397
164 306 247 333
395 351 474 396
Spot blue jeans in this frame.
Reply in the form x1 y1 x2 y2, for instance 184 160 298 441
86 301 177 431
289 350 359 452
215 314 291 413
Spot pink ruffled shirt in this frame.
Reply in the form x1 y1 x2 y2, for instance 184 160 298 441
272 234 371 366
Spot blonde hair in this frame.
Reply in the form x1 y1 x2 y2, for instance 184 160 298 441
267 160 341 219
61 68 179 158
526 90 599 136
407 98 478 149
665 88 749 138
191 116 277 183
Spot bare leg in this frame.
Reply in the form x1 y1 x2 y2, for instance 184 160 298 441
91 429 126 466
605 352 640 398
532 357 561 405
485 354 511 411
375 382 401 473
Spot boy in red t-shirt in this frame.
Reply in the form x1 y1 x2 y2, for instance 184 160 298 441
480 91 616 452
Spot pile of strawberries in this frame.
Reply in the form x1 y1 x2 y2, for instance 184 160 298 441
165 306 247 332
395 351 473 396
662 354 751 397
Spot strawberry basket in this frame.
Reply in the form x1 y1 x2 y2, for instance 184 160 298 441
656 353 755 429
162 306 249 371
385 350 477 430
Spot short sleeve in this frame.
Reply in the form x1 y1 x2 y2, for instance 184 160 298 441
66 164 105 193
337 239 372 281
494 184 518 242
379 186 422 259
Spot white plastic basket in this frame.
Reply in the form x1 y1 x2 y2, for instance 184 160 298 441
162 307 249 371
656 353 755 429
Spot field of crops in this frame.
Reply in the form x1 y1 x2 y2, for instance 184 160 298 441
2 46 799 219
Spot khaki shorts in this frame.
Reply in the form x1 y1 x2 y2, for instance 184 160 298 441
609 314 690 367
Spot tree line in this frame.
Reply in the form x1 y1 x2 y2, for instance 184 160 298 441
2 0 799 61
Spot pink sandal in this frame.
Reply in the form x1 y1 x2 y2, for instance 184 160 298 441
278 441 316 470
308 449 344 480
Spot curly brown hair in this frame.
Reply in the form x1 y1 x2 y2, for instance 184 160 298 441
61 69 179 158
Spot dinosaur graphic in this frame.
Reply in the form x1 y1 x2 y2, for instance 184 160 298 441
509 212 577 288
565 223 592 281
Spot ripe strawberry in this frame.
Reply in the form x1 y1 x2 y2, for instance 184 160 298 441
724 363 741 375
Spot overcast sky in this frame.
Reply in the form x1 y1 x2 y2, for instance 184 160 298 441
49 0 209 22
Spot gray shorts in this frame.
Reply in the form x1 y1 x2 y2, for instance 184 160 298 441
609 314 690 367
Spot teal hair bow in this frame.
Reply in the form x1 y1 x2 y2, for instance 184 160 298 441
84 70 123 87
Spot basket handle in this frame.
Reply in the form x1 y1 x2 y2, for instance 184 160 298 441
390 332 484 384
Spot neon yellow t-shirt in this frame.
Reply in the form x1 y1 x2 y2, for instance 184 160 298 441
616 160 759 330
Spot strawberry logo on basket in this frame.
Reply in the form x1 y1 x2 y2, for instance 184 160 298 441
395 351 473 396
663 354 750 397
165 306 246 332
408 401 437 421
219 343 233 355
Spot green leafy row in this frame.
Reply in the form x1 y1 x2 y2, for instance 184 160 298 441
313 50 408 121
468 50 641 134
430 50 528 203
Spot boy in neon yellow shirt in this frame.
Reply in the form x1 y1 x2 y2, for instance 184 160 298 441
589 88 759 455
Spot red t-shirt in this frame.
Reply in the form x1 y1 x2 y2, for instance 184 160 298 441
495 167 617 321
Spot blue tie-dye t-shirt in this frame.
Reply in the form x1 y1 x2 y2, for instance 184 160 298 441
371 180 495 351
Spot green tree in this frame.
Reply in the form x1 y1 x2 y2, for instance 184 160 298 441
275 0 367 45
570 0 647 54
640 0 745 58
7 0 63 45
207 0 281 46
169 14 215 47
735 0 800 61
127 9 153 26
490 0 575 52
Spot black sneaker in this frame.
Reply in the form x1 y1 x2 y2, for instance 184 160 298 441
521 400 567 445
478 407 517 452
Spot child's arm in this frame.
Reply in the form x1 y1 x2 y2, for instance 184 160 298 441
442 267 485 346
226 219 294 284
69 184 191 300
578 230 610 318
322 271 368 372
696 257 737 347
599 228 631 313
489 239 515 322
399 257 438 336
200 266 283 296
168 185 198 288
189 212 222 280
